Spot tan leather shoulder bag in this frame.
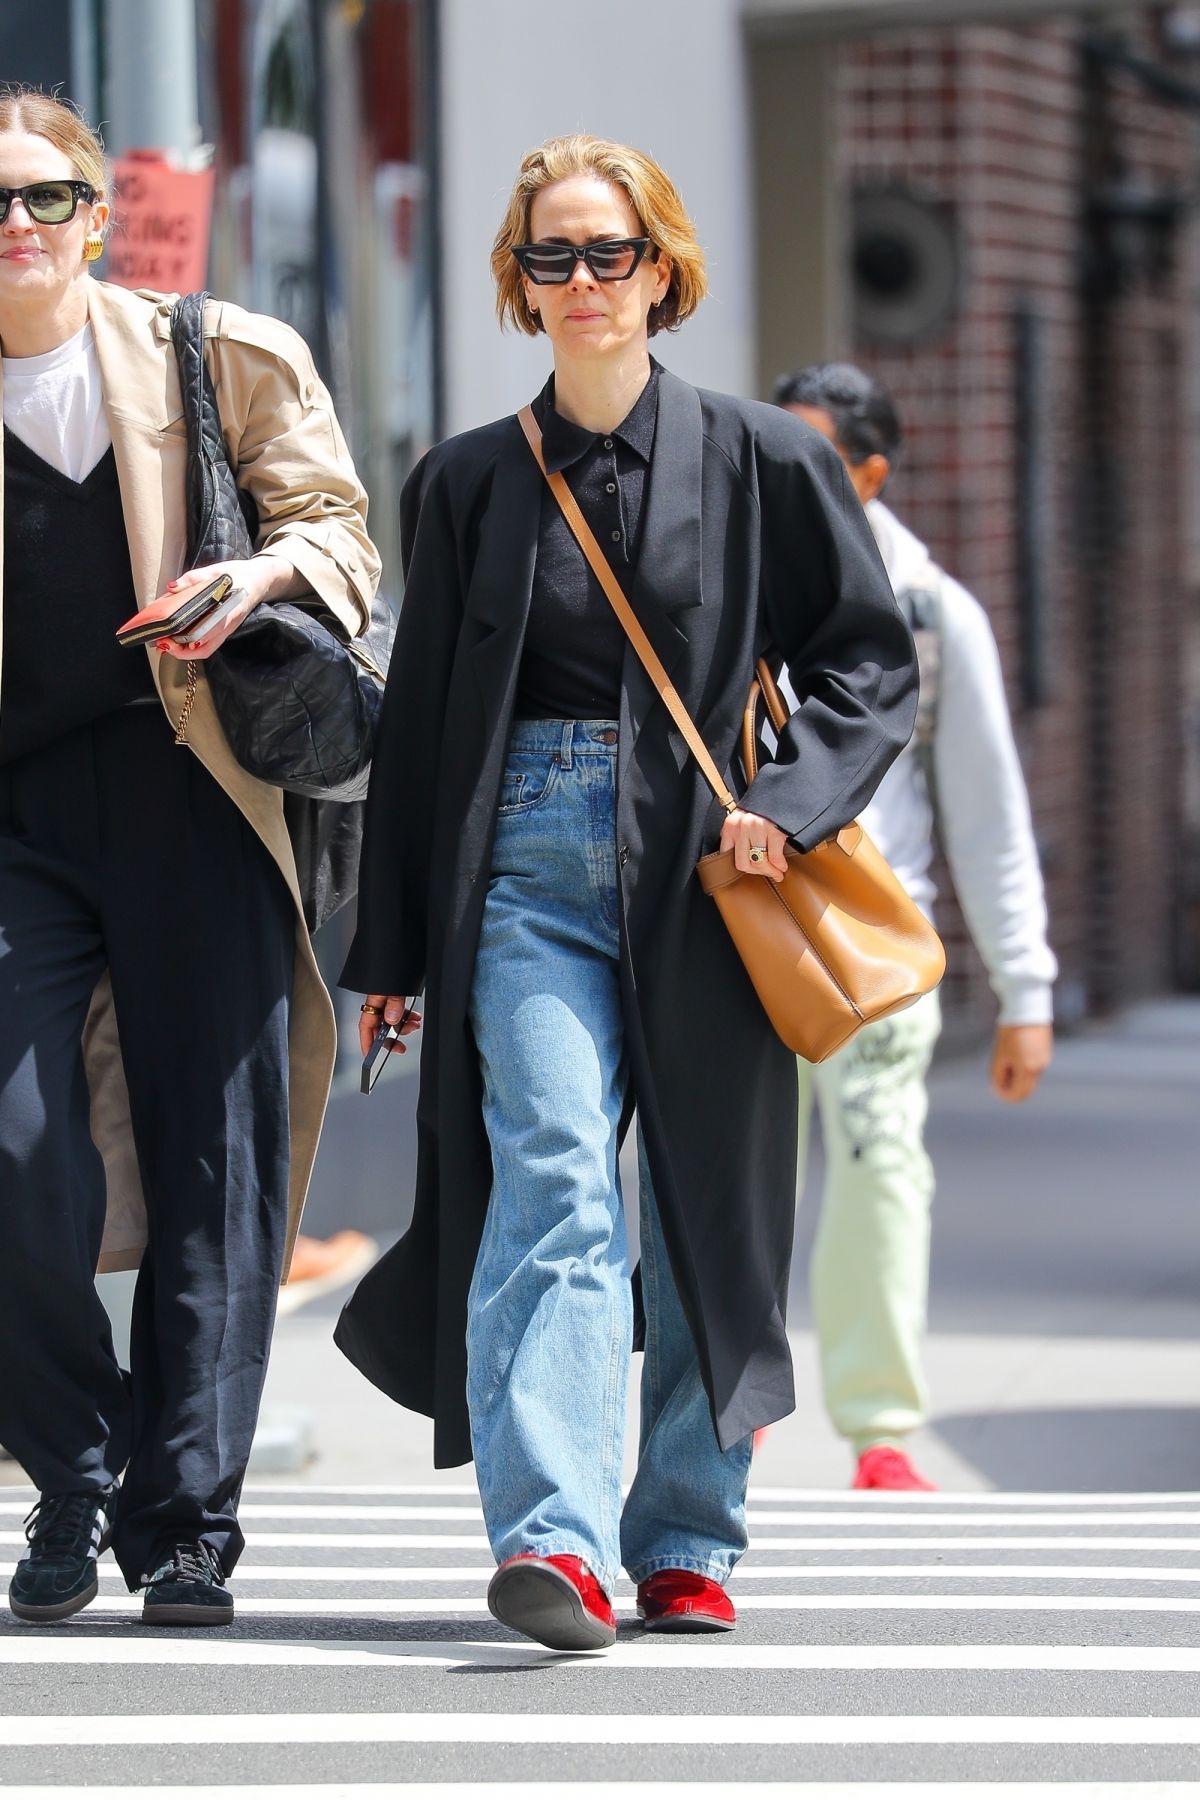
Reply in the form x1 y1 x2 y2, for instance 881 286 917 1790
517 405 945 1063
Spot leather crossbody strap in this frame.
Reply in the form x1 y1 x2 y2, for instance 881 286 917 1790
517 404 737 816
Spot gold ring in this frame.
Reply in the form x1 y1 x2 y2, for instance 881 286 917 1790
748 846 768 864
360 1002 384 1016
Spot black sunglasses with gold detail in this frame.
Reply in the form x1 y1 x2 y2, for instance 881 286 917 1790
0 181 97 226
511 237 659 285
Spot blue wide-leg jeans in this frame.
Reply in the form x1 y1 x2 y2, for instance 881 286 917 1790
467 719 752 1597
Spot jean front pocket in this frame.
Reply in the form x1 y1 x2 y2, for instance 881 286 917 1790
496 752 560 816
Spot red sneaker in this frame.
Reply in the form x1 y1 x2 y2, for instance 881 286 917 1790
486 1554 616 1651
853 1445 938 1491
636 1569 736 1633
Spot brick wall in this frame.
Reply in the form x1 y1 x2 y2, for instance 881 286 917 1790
834 15 1193 1038
1081 44 1191 1010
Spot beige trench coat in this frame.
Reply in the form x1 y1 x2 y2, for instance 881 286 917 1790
0 280 381 1276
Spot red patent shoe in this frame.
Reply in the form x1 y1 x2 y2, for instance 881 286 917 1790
636 1569 736 1633
486 1553 616 1651
853 1445 937 1491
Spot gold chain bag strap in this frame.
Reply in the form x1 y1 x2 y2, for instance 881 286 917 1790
517 405 945 1063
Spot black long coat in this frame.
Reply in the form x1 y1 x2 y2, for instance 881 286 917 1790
337 368 917 1467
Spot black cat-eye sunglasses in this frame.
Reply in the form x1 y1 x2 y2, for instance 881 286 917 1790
511 237 659 285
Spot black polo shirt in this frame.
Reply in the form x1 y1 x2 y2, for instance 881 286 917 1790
515 362 659 720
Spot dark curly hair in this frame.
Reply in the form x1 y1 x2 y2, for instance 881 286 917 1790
773 363 902 465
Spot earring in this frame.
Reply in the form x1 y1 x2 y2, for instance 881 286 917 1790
83 234 105 263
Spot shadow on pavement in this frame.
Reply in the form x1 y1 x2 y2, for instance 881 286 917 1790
931 1405 1200 1491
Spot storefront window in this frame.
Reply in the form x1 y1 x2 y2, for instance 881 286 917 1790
200 0 438 590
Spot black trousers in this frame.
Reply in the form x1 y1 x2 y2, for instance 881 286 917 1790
0 708 294 1586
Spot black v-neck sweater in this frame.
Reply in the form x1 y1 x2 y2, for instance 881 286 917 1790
0 427 155 766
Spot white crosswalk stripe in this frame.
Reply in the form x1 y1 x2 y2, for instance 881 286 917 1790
0 1637 1197 1671
10 1710 1200 1746
9 1529 1197 1550
8 1499 1200 1525
1 1483 1198 1788
0 1788 1190 1800
9 1559 1200 1583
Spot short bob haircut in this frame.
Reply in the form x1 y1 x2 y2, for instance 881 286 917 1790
0 85 108 201
492 135 707 339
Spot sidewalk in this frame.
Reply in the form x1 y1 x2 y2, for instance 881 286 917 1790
246 996 1200 1494
771 995 1200 1492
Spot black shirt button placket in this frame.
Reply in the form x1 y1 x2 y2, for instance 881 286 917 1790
601 441 626 559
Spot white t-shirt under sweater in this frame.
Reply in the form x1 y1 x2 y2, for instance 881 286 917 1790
2 321 112 483
782 499 1057 1027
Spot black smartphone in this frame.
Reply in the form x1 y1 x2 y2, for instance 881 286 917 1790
171 582 247 645
360 1004 416 1096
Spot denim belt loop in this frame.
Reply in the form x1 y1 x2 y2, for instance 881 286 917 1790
558 719 576 770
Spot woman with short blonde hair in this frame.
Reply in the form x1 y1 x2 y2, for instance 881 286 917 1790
341 134 916 1651
491 133 708 338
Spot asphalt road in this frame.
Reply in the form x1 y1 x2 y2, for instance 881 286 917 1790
308 996 1200 1343
296 998 1199 1501
4 1481 1200 1788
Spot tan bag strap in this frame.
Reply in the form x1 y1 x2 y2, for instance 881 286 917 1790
741 657 791 782
517 404 737 816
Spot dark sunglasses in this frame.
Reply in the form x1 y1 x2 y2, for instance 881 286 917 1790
511 237 659 285
0 181 97 226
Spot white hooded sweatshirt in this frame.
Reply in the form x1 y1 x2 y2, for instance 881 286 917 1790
799 500 1057 1027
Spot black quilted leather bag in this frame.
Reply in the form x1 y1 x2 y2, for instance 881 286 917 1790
170 291 394 803
169 292 394 931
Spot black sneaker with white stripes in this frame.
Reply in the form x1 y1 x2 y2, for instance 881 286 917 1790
141 1540 234 1626
8 1485 117 1623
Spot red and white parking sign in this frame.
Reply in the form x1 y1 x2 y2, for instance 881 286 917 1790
107 153 215 295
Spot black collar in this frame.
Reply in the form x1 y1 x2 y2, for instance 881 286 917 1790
534 360 660 475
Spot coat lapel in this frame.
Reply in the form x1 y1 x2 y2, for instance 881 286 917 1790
466 425 541 720
87 281 188 619
621 368 704 775
0 369 6 683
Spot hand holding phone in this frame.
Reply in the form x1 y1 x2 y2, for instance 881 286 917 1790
170 583 249 645
360 1001 420 1095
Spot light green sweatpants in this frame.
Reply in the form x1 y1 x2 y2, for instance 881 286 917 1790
796 989 942 1454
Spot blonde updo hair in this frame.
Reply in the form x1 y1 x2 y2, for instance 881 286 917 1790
492 134 707 338
0 86 108 202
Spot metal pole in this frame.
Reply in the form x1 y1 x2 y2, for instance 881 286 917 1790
425 0 446 446
69 0 101 124
94 0 203 1382
103 0 200 160
1079 31 1120 1015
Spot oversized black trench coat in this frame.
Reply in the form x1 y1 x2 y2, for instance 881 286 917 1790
337 367 917 1467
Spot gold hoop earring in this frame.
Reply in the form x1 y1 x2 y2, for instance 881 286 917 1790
83 235 105 263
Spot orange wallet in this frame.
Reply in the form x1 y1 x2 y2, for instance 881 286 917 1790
116 573 234 648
